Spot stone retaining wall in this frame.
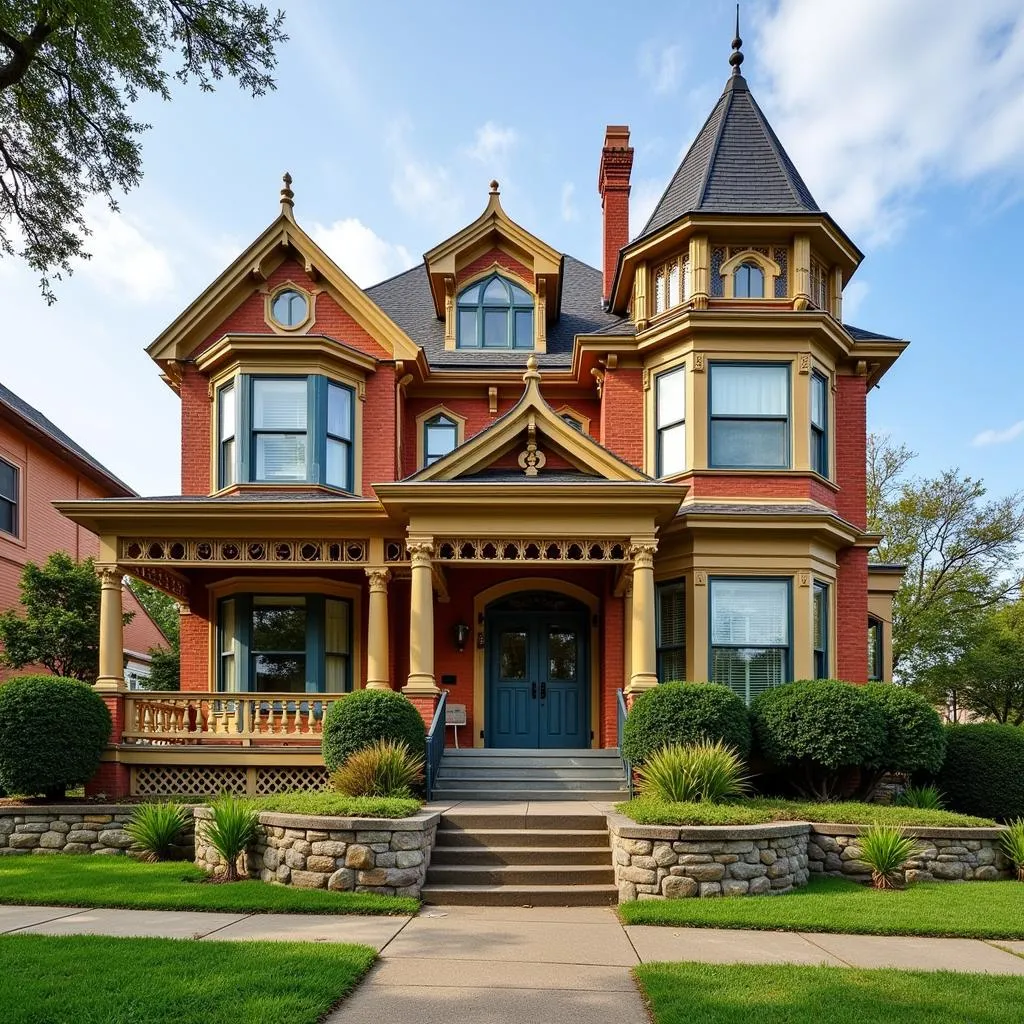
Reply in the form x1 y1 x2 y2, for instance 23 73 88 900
0 805 194 857
808 824 1012 883
607 813 811 901
194 809 439 897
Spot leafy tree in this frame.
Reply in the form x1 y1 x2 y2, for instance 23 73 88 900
0 1 286 300
0 553 132 680
867 433 1024 680
144 644 180 691
128 578 179 645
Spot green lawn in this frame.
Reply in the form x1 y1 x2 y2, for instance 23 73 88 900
617 797 994 828
0 855 418 915
246 793 422 817
0 934 374 1024
620 876 1024 938
635 962 1024 1024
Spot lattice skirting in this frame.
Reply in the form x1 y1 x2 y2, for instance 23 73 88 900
132 765 330 797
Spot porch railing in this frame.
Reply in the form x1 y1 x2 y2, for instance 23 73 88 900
424 688 448 801
123 691 348 744
616 688 634 799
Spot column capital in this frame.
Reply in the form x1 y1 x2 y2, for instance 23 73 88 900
96 566 123 587
365 567 391 593
407 539 434 565
628 541 657 569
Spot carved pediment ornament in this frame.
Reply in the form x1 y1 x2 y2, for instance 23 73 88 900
518 419 547 477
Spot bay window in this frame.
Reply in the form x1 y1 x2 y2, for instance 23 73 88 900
709 363 790 468
811 371 828 476
868 617 883 681
813 581 829 679
655 365 686 477
656 579 686 682
710 577 791 702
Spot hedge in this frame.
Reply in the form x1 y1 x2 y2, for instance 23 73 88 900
936 723 1024 821
321 689 426 771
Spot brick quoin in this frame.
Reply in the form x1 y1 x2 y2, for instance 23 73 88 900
599 368 644 469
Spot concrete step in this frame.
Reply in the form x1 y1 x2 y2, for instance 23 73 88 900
432 787 628 802
441 754 624 766
439 811 610 830
434 776 626 791
431 845 612 866
426 863 615 886
437 767 627 781
442 748 621 758
420 883 619 907
435 828 610 849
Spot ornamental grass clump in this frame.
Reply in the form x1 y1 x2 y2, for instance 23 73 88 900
859 823 920 890
202 795 259 882
1001 819 1024 882
331 739 424 798
896 784 945 811
126 802 191 862
635 740 750 804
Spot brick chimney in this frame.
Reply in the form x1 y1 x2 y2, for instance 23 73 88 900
598 125 634 305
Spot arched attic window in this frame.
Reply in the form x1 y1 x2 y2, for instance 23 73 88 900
457 274 534 349
733 261 765 299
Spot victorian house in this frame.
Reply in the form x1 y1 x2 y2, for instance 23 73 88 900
59 37 905 800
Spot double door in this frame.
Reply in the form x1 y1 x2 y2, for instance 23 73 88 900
487 609 587 748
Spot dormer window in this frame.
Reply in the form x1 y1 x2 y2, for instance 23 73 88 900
457 274 534 349
733 262 765 299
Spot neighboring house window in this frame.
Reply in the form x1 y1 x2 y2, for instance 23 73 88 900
810 371 828 476
217 594 351 693
656 580 686 682
0 457 17 537
734 261 765 298
813 581 829 679
867 616 883 681
218 383 236 488
457 274 534 349
655 365 686 477
653 252 690 315
710 578 791 702
709 363 790 468
424 413 458 466
270 288 309 328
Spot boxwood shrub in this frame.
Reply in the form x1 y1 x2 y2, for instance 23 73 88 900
0 675 111 798
937 723 1024 821
322 689 426 771
751 680 887 801
621 682 751 765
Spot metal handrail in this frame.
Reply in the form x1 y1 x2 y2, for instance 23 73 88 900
424 689 448 800
616 688 634 799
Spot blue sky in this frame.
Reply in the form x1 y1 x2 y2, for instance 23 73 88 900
2 0 1022 499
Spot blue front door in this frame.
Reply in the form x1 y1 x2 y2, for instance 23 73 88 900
487 601 588 748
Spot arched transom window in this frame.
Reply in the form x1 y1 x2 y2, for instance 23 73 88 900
457 274 534 349
733 261 765 299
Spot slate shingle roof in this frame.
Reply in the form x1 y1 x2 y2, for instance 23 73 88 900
636 74 820 243
843 324 905 343
0 381 134 495
366 255 631 369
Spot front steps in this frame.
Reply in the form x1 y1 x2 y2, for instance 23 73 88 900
431 748 630 802
422 806 617 906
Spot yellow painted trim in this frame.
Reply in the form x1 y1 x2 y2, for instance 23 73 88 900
471 577 601 749
414 404 467 470
718 249 782 299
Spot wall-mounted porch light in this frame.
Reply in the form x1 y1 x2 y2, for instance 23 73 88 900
453 621 472 653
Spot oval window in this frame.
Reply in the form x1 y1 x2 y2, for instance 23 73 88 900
271 289 308 327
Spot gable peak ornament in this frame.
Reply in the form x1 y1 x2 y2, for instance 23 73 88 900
280 171 295 216
518 419 547 477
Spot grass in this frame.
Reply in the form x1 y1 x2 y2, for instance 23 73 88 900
616 796 995 828
620 876 1024 938
0 934 374 1024
635 962 1024 1024
245 792 422 817
0 855 418 916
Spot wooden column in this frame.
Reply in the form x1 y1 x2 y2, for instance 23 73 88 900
627 541 658 693
365 568 391 690
96 567 125 691
404 540 438 694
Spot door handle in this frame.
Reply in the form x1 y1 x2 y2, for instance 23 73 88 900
531 681 537 699
540 681 547 699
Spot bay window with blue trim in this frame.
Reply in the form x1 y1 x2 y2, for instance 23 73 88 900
813 581 829 678
217 594 351 693
709 363 790 468
217 374 354 490
810 370 828 476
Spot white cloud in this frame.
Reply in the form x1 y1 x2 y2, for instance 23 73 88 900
560 182 578 222
312 218 415 287
841 279 870 321
757 0 1024 245
465 122 518 164
639 43 683 96
972 420 1024 446
78 204 175 303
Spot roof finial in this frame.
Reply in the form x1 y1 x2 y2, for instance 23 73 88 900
489 179 500 195
730 5 744 75
523 353 540 383
280 171 295 215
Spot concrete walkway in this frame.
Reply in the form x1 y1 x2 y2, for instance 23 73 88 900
3 903 1024 1022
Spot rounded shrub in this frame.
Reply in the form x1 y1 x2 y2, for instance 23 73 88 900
621 682 751 765
863 682 946 776
0 675 111 798
322 688 426 771
937 724 1024 821
751 680 887 801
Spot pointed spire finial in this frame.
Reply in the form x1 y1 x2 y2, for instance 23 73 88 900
489 179 500 195
280 171 295 215
730 4 744 75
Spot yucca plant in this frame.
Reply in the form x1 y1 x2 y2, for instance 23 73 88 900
635 740 750 804
859 823 920 890
1001 819 1024 882
202 794 259 882
125 802 191 862
895 784 945 810
331 739 424 798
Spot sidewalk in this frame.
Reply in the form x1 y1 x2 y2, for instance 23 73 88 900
4 903 1024 1023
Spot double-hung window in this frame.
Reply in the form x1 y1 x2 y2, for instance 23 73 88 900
326 382 353 488
710 578 791 702
813 582 829 679
709 363 790 468
655 366 685 477
424 413 458 466
867 617 883 681
0 458 17 537
656 580 686 682
733 262 765 298
810 371 828 476
218 384 236 487
253 378 308 482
